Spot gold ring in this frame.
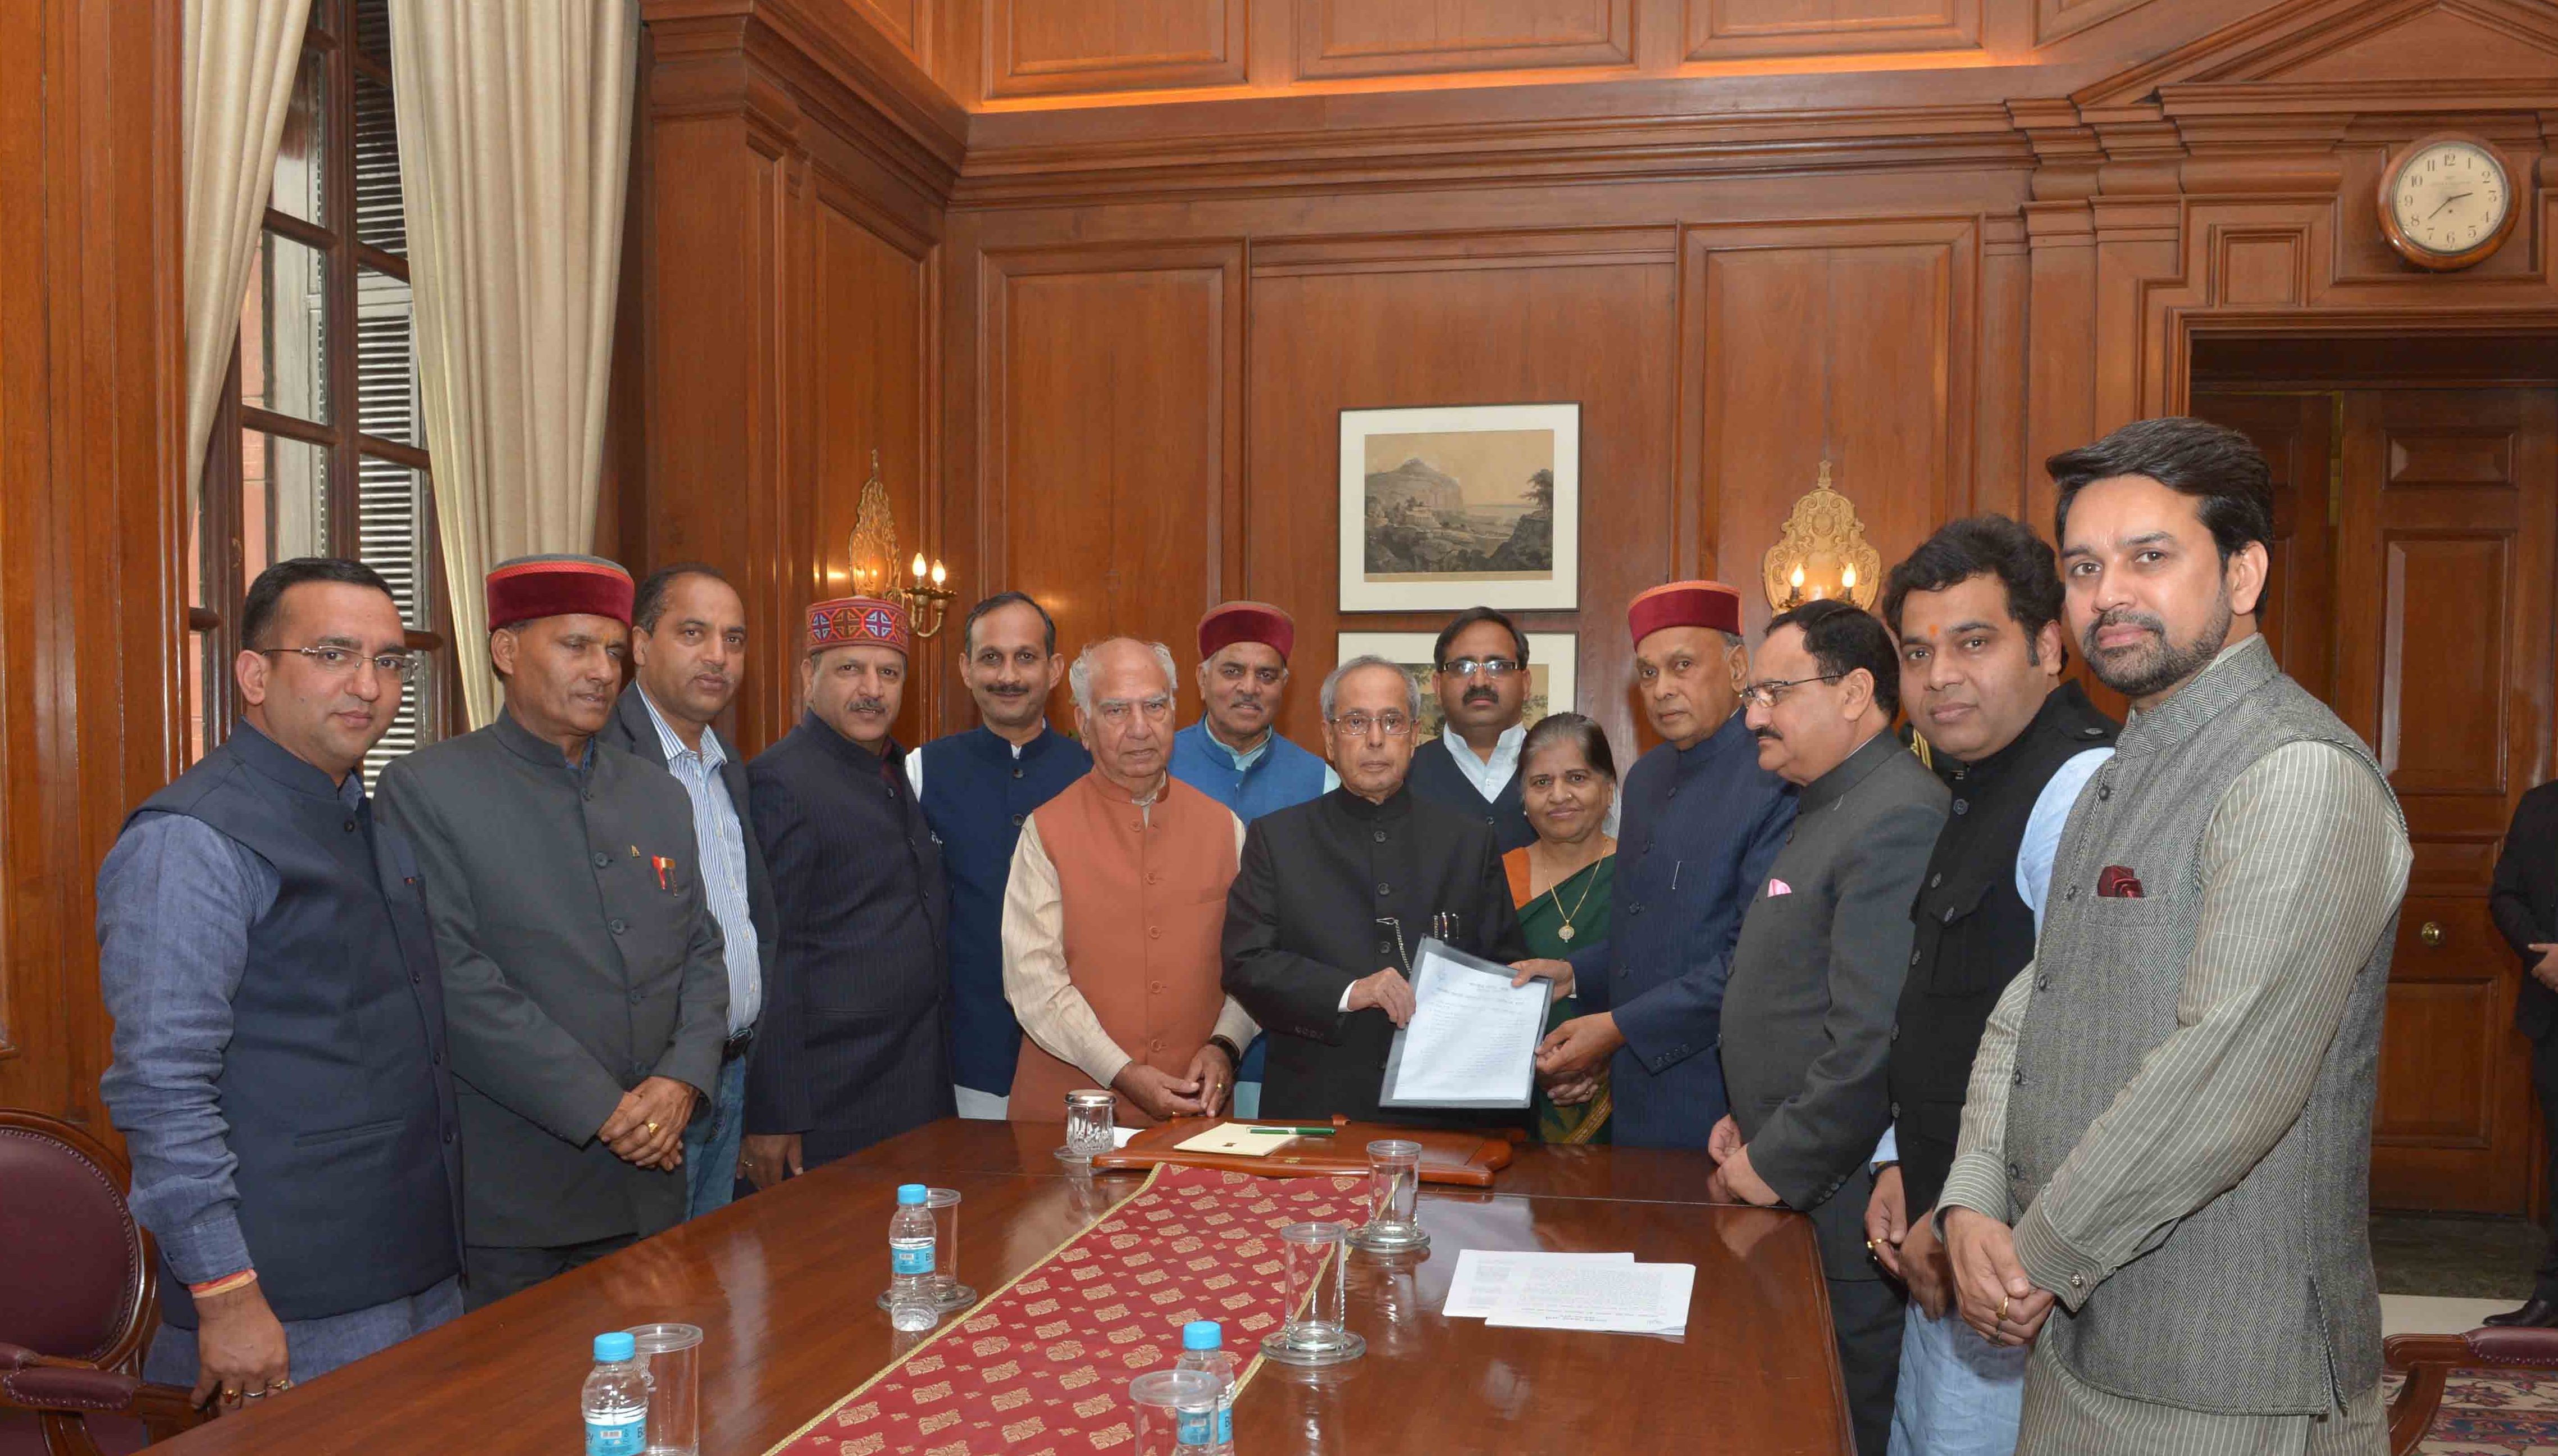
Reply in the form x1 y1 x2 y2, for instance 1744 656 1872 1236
222 1387 240 1402
1999 1293 2011 1322
1864 1238 1877 1252
646 1120 660 1134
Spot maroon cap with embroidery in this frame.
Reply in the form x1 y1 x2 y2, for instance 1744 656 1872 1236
806 595 910 656
1627 579 1743 646
1197 601 1296 663
485 554 633 631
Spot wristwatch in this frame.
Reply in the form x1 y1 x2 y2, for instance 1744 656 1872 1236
1208 1035 1244 1067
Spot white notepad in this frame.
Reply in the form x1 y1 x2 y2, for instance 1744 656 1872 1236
1171 1122 1281 1157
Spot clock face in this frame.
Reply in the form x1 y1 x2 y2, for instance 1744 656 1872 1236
2388 140 2511 260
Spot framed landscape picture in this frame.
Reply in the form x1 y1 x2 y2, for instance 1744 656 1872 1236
1334 631 1578 741
1338 403 1580 611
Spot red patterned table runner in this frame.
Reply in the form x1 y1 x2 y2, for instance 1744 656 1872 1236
764 1165 1371 1456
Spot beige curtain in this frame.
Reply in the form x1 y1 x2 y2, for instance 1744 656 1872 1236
389 0 639 728
182 0 316 505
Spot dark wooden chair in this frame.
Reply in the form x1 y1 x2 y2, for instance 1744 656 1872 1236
0 1110 206 1456
2384 1325 2558 1456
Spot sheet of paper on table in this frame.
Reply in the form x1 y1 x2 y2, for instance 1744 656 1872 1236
1171 1122 1280 1156
1485 1259 1695 1335
1443 1248 1632 1319
1112 1126 1139 1149
1380 937 1551 1108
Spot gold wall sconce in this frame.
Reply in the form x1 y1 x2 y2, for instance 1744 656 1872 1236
1763 460 1880 613
846 448 956 637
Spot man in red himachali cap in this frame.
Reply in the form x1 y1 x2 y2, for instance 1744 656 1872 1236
1169 601 1338 1116
377 552 732 1308
1512 580 1798 1151
739 595 955 1186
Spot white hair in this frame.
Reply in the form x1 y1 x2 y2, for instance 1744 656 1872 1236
1320 654 1421 722
1070 637 1179 714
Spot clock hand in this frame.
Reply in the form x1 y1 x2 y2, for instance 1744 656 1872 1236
2428 191 2473 220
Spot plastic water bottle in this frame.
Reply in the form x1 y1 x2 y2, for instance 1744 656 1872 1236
1173 1320 1238 1455
888 1183 939 1331
581 1330 650 1456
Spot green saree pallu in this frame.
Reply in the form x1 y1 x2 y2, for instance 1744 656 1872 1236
1504 848 1615 1144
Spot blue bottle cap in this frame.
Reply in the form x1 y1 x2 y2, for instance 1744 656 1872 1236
897 1183 929 1205
594 1331 636 1362
1183 1320 1221 1350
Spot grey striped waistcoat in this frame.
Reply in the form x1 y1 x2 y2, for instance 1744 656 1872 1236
2010 642 2402 1413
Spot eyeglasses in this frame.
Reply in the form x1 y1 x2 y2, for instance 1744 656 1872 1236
1437 657 1521 678
1329 711 1414 738
253 646 421 682
1095 696 1173 725
1736 673 1844 711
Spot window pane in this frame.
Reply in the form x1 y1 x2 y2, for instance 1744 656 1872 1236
356 267 416 445
358 460 438 782
248 230 330 425
353 71 404 256
268 49 327 226
244 430 330 574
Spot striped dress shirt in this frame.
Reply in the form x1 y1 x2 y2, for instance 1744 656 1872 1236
639 692 762 1034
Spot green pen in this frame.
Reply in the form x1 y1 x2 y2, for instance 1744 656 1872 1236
1247 1125 1337 1136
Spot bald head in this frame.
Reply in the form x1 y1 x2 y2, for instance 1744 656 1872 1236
1072 637 1179 795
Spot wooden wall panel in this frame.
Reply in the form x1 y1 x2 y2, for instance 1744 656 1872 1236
1682 220 1977 640
982 247 1243 725
1686 0 1983 59
0 0 185 1134
1295 0 1635 79
986 0 1249 98
1246 240 1679 759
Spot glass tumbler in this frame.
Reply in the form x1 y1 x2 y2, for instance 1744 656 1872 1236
1059 1088 1118 1162
1261 1221 1365 1367
1128 1370 1221 1455
627 1322 703 1456
1347 1139 1429 1253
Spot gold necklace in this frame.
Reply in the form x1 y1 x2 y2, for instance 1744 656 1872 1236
1543 852 1599 942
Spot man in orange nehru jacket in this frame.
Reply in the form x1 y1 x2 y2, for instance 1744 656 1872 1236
1002 637 1259 1126
742 595 951 1184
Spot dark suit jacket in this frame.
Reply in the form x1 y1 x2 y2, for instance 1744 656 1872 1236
376 710 730 1249
598 686 780 1026
2494 782 2558 1038
745 714 953 1163
1221 785 1527 1125
1720 731 1948 1282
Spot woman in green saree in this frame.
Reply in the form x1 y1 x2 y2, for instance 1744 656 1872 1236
1503 713 1617 1143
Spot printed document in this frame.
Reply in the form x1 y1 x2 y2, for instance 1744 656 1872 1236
1443 1249 1631 1319
1380 938 1549 1108
1486 1261 1695 1335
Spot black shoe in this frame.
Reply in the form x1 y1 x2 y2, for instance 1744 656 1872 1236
2483 1297 2558 1327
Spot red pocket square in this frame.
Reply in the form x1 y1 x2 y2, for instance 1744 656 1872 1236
2098 865 2144 898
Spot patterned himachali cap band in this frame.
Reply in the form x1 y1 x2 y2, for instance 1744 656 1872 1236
807 595 911 655
1627 579 1743 645
485 553 634 630
1197 601 1296 663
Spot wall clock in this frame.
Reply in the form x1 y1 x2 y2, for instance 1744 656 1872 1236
2378 134 2518 271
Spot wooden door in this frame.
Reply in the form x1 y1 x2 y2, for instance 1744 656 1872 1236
2196 386 2556 1213
2188 392 2338 704
2335 389 2555 1213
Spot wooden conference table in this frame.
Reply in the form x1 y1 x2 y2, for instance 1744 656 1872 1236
156 1119 1852 1454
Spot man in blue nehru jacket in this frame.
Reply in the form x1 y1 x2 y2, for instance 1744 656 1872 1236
1170 600 1336 1115
101 558 461 1409
905 592 1089 1120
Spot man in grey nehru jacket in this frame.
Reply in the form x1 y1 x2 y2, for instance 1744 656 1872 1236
1939 418 2411 1455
